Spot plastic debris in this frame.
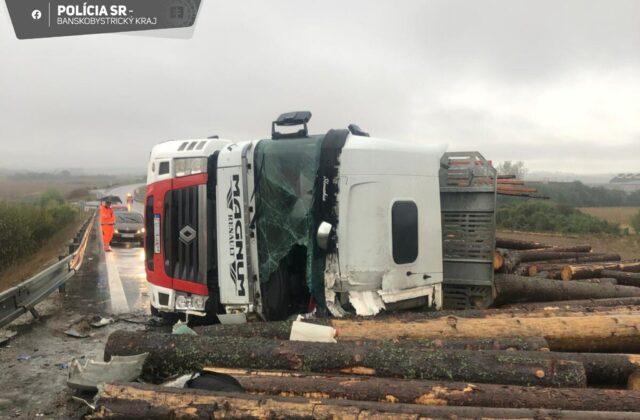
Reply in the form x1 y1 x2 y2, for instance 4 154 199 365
89 316 114 328
67 353 149 391
172 321 197 336
289 315 337 343
217 313 247 325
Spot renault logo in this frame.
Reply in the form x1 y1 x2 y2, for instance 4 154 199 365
179 225 197 244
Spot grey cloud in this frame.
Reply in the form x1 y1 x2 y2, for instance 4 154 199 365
0 0 638 173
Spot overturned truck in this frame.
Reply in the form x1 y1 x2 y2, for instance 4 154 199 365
144 112 496 321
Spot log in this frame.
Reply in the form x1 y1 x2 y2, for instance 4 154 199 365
89 382 640 420
214 368 640 411
562 261 640 281
495 237 553 250
195 322 549 350
575 278 618 285
503 297 640 310
330 313 640 352
629 371 640 391
503 249 593 273
104 331 586 387
602 270 640 287
497 186 539 193
494 274 640 303
494 250 504 271
525 254 622 276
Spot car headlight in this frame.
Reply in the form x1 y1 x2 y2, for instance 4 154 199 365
114 229 119 234
140 227 145 233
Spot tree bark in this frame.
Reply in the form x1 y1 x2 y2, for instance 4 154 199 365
562 262 640 281
502 296 640 311
330 313 640 352
104 331 586 387
525 254 622 276
215 369 640 411
195 322 549 350
502 249 593 273
575 278 618 285
495 237 553 250
494 274 640 304
602 270 640 287
89 383 640 420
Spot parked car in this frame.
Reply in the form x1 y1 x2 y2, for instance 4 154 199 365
113 212 145 246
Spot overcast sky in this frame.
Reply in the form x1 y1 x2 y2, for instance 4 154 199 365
1 0 639 175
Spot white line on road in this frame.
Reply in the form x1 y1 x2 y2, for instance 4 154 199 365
105 252 130 314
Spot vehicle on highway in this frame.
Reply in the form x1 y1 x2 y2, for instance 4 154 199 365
144 111 496 321
113 211 145 246
112 204 129 212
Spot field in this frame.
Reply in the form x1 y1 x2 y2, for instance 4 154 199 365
579 207 640 234
0 212 86 292
0 175 143 201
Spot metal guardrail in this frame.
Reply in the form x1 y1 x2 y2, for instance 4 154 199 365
0 210 96 328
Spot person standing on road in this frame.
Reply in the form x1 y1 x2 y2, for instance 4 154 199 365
100 200 116 252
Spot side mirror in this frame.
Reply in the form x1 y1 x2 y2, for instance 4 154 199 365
316 221 333 250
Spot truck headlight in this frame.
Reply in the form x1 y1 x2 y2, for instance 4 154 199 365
175 295 187 310
114 229 119 234
192 296 205 310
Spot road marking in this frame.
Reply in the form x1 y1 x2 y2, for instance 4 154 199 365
105 252 130 314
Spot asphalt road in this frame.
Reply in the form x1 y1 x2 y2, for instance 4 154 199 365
101 183 148 314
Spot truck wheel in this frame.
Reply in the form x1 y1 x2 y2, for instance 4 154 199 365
261 261 291 321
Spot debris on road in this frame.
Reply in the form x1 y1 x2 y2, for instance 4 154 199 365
66 353 149 391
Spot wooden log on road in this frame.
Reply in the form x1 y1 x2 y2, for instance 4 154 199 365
90 383 640 420
495 237 552 250
504 296 640 311
195 322 549 350
104 331 586 387
494 274 640 304
216 368 640 411
602 270 640 287
525 254 622 276
330 312 640 352
503 249 593 272
562 261 640 281
575 278 618 285
494 250 504 271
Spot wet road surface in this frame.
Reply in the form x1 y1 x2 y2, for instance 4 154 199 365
102 183 149 314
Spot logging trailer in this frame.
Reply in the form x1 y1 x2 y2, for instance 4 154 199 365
144 111 497 321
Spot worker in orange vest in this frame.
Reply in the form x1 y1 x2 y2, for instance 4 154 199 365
100 200 116 252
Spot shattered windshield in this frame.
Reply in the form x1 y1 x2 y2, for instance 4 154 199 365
253 135 326 305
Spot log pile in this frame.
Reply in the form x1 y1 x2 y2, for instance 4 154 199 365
90 235 640 418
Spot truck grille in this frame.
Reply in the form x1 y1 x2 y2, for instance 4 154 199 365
164 186 200 282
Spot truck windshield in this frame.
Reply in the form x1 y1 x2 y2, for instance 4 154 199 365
253 135 326 310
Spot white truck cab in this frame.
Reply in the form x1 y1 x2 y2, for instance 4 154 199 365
145 112 484 321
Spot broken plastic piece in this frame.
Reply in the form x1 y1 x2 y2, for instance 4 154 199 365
89 316 114 328
217 313 247 325
67 353 148 391
289 316 337 343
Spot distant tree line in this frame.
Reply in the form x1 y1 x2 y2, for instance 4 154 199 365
0 191 78 272
530 181 640 207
